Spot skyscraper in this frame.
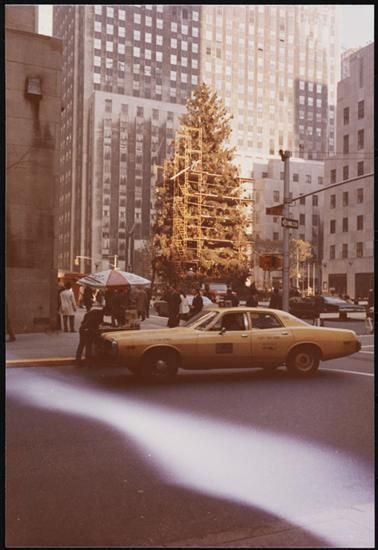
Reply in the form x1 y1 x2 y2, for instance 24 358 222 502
200 5 340 164
53 5 200 272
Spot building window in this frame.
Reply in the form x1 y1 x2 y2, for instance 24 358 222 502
330 220 336 233
343 106 349 125
262 171 269 179
359 57 364 87
342 217 348 232
342 244 348 259
343 135 349 154
358 100 365 119
357 188 364 203
343 191 349 206
312 214 319 226
330 169 336 183
300 195 306 205
356 242 363 257
312 195 318 206
318 176 323 185
280 171 284 180
293 173 299 182
343 165 349 181
357 161 364 176
299 214 305 225
330 245 335 260
273 190 280 202
273 232 279 241
357 129 364 150
357 215 364 230
105 99 112 113
305 174 311 184
330 194 336 208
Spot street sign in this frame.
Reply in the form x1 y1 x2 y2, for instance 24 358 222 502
281 217 299 229
266 204 284 216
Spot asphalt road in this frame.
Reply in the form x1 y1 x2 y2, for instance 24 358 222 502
6 339 374 548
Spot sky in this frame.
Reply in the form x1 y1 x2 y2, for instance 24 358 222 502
38 5 374 50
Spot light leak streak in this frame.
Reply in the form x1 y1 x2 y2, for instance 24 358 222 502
7 370 373 546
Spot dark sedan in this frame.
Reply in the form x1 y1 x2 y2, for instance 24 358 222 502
289 295 365 320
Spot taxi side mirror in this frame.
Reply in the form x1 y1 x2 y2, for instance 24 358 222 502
219 326 227 335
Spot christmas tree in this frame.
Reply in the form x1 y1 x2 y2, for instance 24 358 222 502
153 83 249 285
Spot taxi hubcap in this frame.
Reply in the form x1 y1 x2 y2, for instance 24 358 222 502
155 359 168 372
296 353 312 371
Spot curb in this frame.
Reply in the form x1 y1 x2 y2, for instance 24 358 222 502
6 357 75 368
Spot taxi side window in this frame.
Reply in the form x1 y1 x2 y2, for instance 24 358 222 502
222 313 247 331
211 313 247 331
250 313 282 330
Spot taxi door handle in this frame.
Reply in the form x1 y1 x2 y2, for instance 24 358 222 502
241 333 249 337
281 331 289 335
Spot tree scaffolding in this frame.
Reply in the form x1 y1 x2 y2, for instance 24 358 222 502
163 126 255 273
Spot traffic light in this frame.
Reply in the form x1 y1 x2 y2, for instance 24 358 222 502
266 204 284 216
259 254 282 271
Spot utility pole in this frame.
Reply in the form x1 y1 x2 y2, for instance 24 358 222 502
279 149 291 311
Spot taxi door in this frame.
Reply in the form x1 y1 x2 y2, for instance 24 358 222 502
248 311 294 366
195 311 252 369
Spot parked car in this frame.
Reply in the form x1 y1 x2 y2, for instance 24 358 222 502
97 305 361 382
154 294 213 317
289 295 366 319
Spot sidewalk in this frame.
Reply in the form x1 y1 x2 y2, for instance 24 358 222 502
5 308 163 368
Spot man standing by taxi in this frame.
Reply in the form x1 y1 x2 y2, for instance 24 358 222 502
166 284 181 328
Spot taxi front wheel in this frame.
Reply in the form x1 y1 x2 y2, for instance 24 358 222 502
286 345 320 375
141 349 178 383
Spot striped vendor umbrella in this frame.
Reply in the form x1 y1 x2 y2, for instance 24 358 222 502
77 269 150 288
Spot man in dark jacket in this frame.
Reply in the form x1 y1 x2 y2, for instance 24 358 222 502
167 284 181 328
76 300 104 362
269 288 282 309
190 288 204 317
225 286 239 306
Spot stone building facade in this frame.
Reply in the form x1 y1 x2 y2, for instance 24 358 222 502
6 6 62 332
323 43 374 299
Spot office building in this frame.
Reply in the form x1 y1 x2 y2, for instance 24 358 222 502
323 43 373 299
201 5 340 161
53 5 200 272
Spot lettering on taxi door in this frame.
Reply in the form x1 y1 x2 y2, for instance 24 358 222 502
216 343 233 354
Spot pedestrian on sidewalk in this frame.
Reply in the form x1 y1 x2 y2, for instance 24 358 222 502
179 289 190 321
57 284 65 330
6 302 16 342
166 284 181 327
136 286 149 321
269 287 282 310
76 299 104 363
190 288 203 318
60 282 77 332
83 286 94 312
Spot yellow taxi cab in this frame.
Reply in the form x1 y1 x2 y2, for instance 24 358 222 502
98 306 361 382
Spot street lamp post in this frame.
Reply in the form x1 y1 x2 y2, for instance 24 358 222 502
279 149 291 311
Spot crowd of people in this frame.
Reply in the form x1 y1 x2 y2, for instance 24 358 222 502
56 283 151 362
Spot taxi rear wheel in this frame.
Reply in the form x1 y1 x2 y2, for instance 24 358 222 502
286 345 320 375
141 349 178 383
